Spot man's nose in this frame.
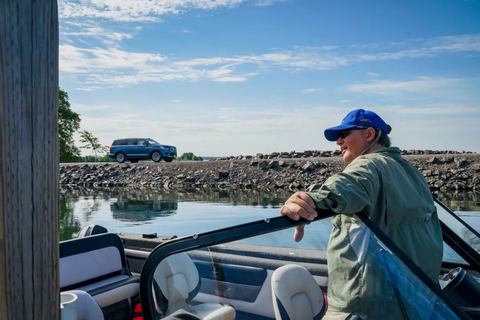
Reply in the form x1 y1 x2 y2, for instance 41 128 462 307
336 138 343 146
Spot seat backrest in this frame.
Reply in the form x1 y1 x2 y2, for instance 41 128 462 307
272 264 325 320
153 253 201 312
60 233 127 290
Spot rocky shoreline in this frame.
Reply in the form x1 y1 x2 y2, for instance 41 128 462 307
60 153 480 192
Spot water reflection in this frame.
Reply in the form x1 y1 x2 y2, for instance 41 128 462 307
62 187 292 208
59 188 480 242
435 191 480 212
59 196 81 241
111 200 177 222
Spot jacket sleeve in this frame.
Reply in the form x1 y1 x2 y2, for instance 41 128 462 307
306 157 380 215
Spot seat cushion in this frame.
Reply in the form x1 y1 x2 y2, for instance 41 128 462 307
193 303 236 320
65 290 105 320
76 275 140 308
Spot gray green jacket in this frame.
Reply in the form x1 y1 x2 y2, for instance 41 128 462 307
307 147 443 317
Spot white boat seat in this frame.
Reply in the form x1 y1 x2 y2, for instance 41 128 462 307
64 290 105 320
154 253 236 320
60 233 139 308
272 264 326 320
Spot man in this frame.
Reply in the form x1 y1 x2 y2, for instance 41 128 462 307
280 109 443 319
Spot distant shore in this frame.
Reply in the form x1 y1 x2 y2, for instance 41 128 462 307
60 152 480 192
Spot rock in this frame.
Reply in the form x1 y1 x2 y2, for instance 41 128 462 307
442 157 454 164
302 162 316 172
249 161 259 166
456 160 470 168
279 161 288 167
230 162 238 168
176 174 185 179
258 161 269 170
426 157 440 164
423 170 432 177
268 161 279 169
110 171 119 177
218 171 229 179
256 153 264 159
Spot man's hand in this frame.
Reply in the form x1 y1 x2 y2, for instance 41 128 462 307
280 192 317 242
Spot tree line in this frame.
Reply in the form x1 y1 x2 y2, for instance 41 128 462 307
59 89 202 162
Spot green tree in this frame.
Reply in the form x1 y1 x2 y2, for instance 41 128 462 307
177 152 203 161
59 88 81 162
79 130 108 161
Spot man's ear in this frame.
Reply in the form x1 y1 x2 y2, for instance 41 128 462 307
366 127 376 142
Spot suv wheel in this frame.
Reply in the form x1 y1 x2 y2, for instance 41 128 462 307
151 151 162 163
116 152 126 163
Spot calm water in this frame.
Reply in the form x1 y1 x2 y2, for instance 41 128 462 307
60 188 480 241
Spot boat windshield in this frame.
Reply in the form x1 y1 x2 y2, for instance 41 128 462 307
436 199 480 258
140 213 465 320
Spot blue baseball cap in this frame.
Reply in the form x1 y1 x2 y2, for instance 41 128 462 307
324 109 389 141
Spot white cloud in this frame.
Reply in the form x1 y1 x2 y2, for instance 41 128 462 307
354 34 480 62
303 88 317 93
339 100 353 103
71 103 112 111
213 76 248 82
59 33 480 88
74 87 105 91
182 29 193 34
60 21 136 46
349 77 460 95
59 0 285 22
172 100 182 103
383 104 480 115
256 0 288 7
64 27 132 42
367 72 380 77
60 45 165 73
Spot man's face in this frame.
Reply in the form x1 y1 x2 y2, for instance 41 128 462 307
336 127 376 163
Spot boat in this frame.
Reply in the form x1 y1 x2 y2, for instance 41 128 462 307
59 197 480 319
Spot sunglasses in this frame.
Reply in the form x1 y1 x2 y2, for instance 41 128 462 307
338 126 370 139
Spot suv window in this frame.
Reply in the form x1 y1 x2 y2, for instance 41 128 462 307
136 139 148 146
112 140 126 146
147 139 159 145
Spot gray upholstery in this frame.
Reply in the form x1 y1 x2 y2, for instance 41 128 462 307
272 264 325 320
154 253 236 320
59 233 139 308
65 290 105 320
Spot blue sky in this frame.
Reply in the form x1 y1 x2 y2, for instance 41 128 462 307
59 0 480 156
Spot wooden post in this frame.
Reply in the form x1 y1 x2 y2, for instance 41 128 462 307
0 0 59 319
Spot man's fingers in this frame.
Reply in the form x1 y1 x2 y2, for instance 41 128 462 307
285 197 317 217
280 203 317 221
280 204 300 221
295 192 316 210
284 192 316 215
294 225 305 242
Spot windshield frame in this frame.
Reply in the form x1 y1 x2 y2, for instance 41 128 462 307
139 208 471 320
435 198 480 272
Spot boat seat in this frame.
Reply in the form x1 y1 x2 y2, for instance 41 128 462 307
60 233 139 308
63 290 105 320
154 252 236 320
272 264 326 320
